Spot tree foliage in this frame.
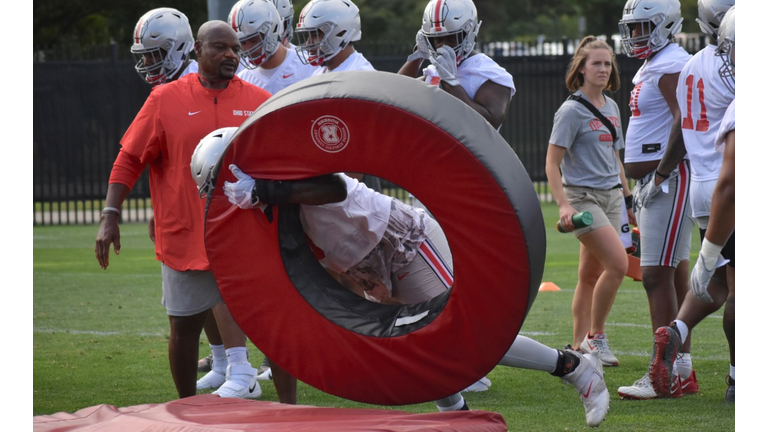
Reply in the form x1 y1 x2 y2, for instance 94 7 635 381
34 0 701 49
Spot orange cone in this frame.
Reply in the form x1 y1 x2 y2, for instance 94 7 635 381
538 282 562 292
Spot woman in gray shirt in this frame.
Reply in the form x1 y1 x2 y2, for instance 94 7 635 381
546 36 635 368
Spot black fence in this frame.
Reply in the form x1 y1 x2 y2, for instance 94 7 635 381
34 36 702 225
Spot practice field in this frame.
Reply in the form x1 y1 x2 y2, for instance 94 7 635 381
33 202 734 431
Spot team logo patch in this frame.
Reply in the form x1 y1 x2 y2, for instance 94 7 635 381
311 115 350 153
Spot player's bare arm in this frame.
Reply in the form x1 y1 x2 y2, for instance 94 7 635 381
442 79 511 129
95 183 131 270
654 72 686 184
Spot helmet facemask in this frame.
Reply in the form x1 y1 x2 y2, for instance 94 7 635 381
295 22 352 66
132 40 181 85
240 21 281 69
716 38 734 94
619 14 671 59
423 19 480 66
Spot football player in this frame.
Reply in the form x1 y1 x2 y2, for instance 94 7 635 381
639 0 735 402
615 0 696 400
190 127 611 426
229 0 316 96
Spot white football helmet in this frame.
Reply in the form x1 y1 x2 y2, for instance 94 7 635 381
294 0 361 66
131 8 194 85
716 5 735 94
271 0 295 45
618 0 683 59
420 0 481 66
191 127 238 199
228 0 283 68
695 0 735 41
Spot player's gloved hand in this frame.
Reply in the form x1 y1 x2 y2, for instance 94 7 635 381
406 30 431 62
223 164 257 209
690 238 727 303
636 171 667 209
430 46 460 86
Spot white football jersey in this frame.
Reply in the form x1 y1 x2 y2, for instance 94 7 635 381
313 51 375 75
300 174 392 273
676 45 735 182
715 99 735 154
237 49 317 95
179 60 198 77
422 53 516 101
624 44 691 163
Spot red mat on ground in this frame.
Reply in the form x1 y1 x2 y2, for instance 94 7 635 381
33 394 507 432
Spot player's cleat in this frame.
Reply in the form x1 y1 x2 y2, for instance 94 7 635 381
618 372 682 400
561 350 609 427
257 357 271 375
196 369 226 390
256 357 272 381
680 370 699 395
197 353 213 373
580 332 619 367
463 376 492 392
213 362 261 399
724 375 734 402
649 325 681 397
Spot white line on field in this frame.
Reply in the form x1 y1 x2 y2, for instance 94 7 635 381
34 328 165 337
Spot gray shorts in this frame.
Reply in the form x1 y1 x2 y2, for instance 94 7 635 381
161 264 223 317
633 161 694 268
390 217 453 304
564 186 623 238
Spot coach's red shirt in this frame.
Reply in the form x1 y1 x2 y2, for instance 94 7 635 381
110 74 270 271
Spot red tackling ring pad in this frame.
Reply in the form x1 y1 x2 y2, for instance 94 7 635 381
205 71 545 405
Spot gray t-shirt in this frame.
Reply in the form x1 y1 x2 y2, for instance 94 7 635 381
549 90 625 190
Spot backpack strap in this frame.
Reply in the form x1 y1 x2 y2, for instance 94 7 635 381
567 94 618 143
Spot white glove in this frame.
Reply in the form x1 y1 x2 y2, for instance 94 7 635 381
690 254 715 303
223 164 257 209
690 238 728 303
406 31 431 62
429 46 460 86
635 171 669 209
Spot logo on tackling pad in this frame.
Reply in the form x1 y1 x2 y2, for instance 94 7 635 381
311 115 350 153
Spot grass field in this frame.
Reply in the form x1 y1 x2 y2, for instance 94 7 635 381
32 202 735 430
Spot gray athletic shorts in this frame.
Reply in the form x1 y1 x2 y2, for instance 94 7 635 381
564 186 623 238
633 161 694 268
390 216 453 304
161 264 223 317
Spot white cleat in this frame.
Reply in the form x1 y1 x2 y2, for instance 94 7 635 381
213 362 262 399
562 350 609 427
196 369 226 390
463 376 492 392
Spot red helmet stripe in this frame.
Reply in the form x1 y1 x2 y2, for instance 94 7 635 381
434 0 443 32
230 5 239 31
134 17 146 44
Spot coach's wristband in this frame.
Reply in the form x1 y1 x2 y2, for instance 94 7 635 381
102 206 120 216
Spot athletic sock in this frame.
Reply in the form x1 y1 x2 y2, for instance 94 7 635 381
226 347 249 365
550 350 580 377
435 394 466 412
672 319 689 342
730 364 735 381
210 344 226 374
676 353 692 379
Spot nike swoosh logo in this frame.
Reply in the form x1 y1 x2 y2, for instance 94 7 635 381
282 73 294 79
583 381 593 399
188 111 201 116
249 382 258 393
397 272 409 281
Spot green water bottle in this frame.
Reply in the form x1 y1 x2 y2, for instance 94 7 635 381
557 211 593 233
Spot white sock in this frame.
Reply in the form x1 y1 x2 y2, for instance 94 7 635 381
435 394 465 411
226 347 248 365
673 320 689 342
676 353 692 379
730 364 735 381
210 344 226 374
